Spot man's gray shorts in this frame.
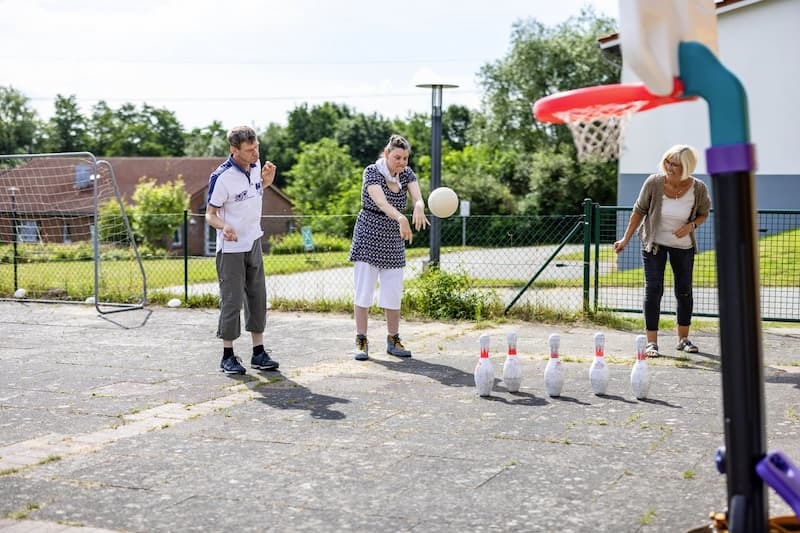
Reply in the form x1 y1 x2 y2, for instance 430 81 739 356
215 238 266 341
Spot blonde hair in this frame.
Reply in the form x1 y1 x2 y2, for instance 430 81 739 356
660 144 698 181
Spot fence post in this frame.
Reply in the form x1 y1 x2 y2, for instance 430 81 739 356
593 202 600 313
10 186 19 291
582 198 592 313
183 209 189 304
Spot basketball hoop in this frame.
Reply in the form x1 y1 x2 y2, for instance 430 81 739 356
533 79 694 162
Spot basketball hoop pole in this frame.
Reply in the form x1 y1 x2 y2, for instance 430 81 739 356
679 41 766 533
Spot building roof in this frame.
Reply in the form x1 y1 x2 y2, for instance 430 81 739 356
103 157 220 202
0 156 291 215
105 157 292 205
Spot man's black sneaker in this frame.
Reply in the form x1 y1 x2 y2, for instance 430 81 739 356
220 355 246 374
251 350 280 371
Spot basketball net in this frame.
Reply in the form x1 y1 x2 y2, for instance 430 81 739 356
554 101 648 162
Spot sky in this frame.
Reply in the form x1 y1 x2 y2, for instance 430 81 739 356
0 0 619 132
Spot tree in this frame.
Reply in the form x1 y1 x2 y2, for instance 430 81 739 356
441 145 515 215
284 138 362 237
475 7 619 154
334 112 394 168
472 7 620 212
286 102 352 148
516 146 615 215
86 102 185 156
87 101 116 156
0 86 40 155
443 105 472 152
259 122 296 189
184 120 228 157
45 94 90 153
131 177 190 249
97 197 133 244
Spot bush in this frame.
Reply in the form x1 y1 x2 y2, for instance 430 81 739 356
269 231 352 255
403 266 500 320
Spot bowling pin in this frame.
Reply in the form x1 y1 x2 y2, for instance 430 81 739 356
544 333 564 397
502 331 523 392
589 332 610 395
630 334 650 400
474 334 494 397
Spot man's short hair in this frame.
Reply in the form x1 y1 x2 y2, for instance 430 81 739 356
227 126 257 148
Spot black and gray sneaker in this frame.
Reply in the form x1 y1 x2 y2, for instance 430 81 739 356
220 355 246 374
251 349 280 371
645 342 660 358
386 334 412 358
676 337 699 353
354 334 369 361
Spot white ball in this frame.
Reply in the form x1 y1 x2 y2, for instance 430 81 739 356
13 288 26 298
167 298 182 308
84 296 95 305
427 187 459 218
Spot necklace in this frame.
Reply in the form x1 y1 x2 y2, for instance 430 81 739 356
666 180 687 199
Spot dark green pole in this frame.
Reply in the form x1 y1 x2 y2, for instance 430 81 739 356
417 82 458 267
183 210 189 305
582 198 591 313
10 187 18 291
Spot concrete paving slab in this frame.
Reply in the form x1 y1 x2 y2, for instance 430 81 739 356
1 302 799 532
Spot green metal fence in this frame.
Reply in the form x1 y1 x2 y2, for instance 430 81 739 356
3 201 799 321
592 204 800 322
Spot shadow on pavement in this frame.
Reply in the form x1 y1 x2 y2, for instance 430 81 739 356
594 393 640 405
370 356 474 388
98 307 154 329
480 388 549 406
226 371 351 420
637 397 683 408
547 394 592 406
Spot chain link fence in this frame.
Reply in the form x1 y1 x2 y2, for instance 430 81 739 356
3 200 799 322
594 206 800 322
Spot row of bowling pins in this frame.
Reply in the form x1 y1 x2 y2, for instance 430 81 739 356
474 332 651 400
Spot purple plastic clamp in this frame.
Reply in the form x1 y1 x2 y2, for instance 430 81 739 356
756 450 800 519
706 143 757 174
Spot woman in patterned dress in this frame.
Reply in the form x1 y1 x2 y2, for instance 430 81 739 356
349 135 429 360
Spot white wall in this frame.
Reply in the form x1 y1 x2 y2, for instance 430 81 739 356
619 0 800 176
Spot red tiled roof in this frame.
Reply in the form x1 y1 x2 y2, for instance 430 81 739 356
0 156 291 215
103 157 220 202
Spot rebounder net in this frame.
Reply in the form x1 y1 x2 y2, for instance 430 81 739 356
0 152 145 313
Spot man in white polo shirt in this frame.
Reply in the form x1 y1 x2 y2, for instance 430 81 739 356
205 125 279 374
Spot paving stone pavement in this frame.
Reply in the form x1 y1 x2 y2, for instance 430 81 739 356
1 301 799 532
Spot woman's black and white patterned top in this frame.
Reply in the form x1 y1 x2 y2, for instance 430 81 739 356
349 163 417 269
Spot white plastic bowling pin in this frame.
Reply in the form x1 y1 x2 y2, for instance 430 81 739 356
589 332 610 395
474 334 494 397
630 334 650 400
544 333 564 397
502 331 522 392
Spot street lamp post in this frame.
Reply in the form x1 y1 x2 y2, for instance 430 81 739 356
8 187 19 291
416 81 458 267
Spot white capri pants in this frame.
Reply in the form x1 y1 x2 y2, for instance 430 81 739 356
353 261 404 310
